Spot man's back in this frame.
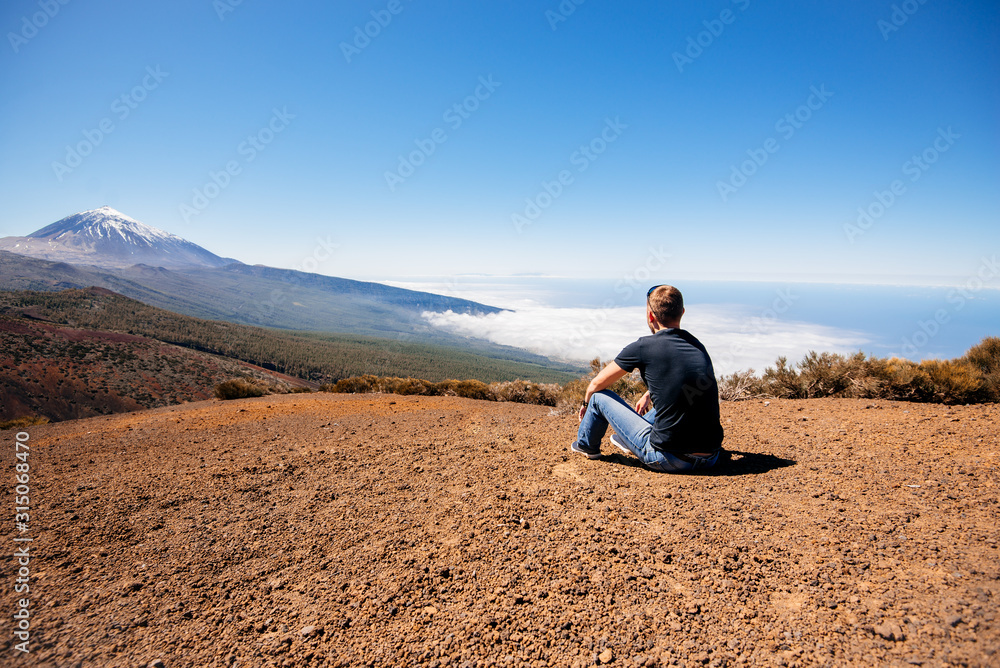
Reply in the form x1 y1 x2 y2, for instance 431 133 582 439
614 328 724 453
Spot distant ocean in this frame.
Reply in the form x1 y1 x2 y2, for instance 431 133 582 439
384 277 999 376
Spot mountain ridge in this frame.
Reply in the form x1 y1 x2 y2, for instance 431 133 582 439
0 208 579 372
0 250 512 339
0 287 578 422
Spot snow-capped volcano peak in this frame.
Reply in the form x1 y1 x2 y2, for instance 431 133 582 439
29 206 183 248
0 207 239 269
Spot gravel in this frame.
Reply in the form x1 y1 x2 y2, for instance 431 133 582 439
7 393 998 667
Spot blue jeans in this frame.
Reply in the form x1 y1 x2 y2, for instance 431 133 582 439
575 390 720 473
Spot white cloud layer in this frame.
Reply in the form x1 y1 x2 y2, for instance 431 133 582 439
422 304 870 376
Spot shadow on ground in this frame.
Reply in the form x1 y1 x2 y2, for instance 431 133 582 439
603 449 796 476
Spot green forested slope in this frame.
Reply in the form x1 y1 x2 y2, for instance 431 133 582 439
0 289 581 384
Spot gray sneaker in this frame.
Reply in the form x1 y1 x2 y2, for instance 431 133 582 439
610 434 632 456
570 441 601 459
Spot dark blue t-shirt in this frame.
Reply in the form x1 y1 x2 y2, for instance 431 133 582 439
614 328 724 454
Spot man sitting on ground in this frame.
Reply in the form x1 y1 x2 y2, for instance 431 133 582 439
571 285 724 472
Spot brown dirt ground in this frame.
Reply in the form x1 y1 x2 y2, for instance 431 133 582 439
2 394 998 668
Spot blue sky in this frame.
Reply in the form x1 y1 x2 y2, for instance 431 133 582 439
1 0 998 284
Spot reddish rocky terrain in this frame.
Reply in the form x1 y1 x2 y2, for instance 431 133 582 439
2 394 997 667
0 314 311 423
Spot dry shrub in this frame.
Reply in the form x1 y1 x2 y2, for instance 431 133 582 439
761 353 930 401
490 380 537 404
735 337 999 405
868 357 985 404
555 358 646 414
490 379 532 403
871 357 933 402
379 377 436 396
718 369 765 401
962 336 1000 401
491 380 561 406
214 379 268 400
0 415 49 430
794 352 845 397
324 376 438 396
761 351 917 401
761 356 805 399
797 351 881 398
438 379 494 401
325 375 380 394
319 375 559 406
919 359 985 404
316 338 1000 411
556 377 589 415
611 371 647 405
843 360 889 399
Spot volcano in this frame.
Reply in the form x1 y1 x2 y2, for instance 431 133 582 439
0 206 238 269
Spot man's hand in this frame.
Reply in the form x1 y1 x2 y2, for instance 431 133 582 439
635 391 652 416
578 362 628 422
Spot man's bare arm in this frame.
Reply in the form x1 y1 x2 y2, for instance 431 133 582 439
578 362 629 420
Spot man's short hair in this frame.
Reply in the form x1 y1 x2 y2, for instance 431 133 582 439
648 285 684 324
